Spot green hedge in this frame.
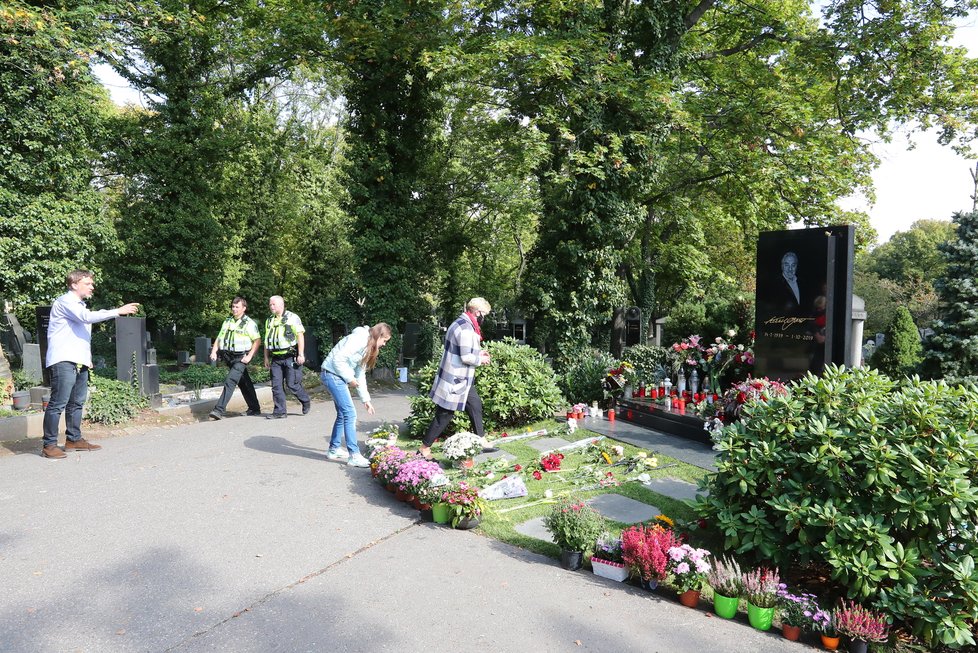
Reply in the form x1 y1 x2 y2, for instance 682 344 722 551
86 376 146 425
698 365 978 648
408 338 563 438
557 348 616 406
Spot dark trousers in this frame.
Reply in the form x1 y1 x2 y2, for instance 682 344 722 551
42 361 88 447
269 357 310 415
423 385 484 447
213 354 260 415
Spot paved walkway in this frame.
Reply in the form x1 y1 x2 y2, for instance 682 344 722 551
0 388 800 652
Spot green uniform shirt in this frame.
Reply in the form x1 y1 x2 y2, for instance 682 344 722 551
264 311 305 354
216 315 261 352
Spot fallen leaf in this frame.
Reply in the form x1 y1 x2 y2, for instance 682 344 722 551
574 640 582 646
116 629 126 636
194 607 203 613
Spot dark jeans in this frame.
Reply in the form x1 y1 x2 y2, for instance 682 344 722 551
269 357 310 415
213 354 260 415
423 385 484 447
43 361 89 447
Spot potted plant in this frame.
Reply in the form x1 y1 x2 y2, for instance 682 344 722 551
812 607 840 650
834 600 889 653
440 481 487 529
707 555 742 618
372 446 409 489
590 534 629 582
392 458 443 508
442 431 483 469
776 585 818 641
666 544 711 607
621 523 681 590
543 498 606 571
741 566 781 631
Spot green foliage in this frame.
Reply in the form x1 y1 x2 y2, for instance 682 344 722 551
11 369 35 391
408 339 563 437
698 365 978 648
872 307 922 378
621 345 671 386
557 348 616 406
86 376 146 425
863 219 956 286
375 326 400 371
923 211 978 384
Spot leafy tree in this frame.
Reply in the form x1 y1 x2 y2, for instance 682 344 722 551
863 219 956 286
0 2 119 320
872 306 922 378
923 211 978 383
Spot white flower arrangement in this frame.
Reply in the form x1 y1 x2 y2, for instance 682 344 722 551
442 431 484 460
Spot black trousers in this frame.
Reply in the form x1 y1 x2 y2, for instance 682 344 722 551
423 385 484 447
269 357 310 415
214 353 260 415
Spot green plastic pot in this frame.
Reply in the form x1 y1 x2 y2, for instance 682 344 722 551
747 602 775 631
432 502 451 524
713 593 738 619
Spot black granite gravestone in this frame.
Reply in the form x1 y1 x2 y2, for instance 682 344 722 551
754 226 854 381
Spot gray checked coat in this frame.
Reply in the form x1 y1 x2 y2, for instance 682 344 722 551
429 314 482 411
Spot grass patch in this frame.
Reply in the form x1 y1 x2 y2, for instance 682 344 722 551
394 418 712 561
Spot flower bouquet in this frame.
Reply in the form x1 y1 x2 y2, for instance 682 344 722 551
442 431 483 467
591 534 628 582
834 600 889 645
621 523 681 588
440 481 487 528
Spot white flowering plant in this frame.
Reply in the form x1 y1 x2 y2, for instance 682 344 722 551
667 544 712 591
442 431 484 460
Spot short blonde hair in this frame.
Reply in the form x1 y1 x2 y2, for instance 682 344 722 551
467 297 491 314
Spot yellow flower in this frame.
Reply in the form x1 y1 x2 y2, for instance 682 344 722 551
601 452 612 464
655 514 674 527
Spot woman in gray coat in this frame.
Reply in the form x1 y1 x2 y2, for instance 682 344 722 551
419 297 493 460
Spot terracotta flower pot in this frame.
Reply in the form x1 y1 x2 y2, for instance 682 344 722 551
782 624 801 641
385 482 396 492
394 489 408 502
820 635 840 650
678 589 700 608
370 464 379 477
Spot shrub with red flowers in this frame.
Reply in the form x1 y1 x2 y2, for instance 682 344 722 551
621 523 682 582
440 481 488 527
834 600 890 643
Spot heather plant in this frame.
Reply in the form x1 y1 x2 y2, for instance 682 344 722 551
621 524 681 582
707 556 743 598
697 364 978 647
741 567 780 608
834 600 890 643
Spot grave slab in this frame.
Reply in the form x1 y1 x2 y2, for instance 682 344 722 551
513 516 554 544
587 493 660 524
645 477 704 503
528 437 571 453
21 343 42 383
473 450 517 465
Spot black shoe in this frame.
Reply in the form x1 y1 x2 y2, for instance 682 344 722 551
246 409 262 417
301 402 311 415
266 413 287 420
209 411 222 420
481 447 499 454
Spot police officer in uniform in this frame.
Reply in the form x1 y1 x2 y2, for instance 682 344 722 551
263 295 311 419
209 296 263 420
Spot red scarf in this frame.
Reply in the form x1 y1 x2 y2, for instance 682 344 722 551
465 311 483 341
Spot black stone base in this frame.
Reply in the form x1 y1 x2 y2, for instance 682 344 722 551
615 397 711 445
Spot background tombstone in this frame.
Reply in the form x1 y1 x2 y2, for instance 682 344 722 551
610 308 626 358
753 225 855 381
116 316 147 389
176 351 191 366
21 343 42 384
1 310 28 358
304 333 320 370
624 306 642 347
35 306 51 386
401 322 420 368
195 337 213 366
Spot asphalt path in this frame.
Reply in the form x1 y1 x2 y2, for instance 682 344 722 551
0 387 800 652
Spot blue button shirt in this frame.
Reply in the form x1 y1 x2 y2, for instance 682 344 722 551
45 291 120 368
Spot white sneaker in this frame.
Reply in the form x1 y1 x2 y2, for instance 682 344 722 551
347 454 370 467
326 449 345 460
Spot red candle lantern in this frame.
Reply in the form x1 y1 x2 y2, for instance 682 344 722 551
607 408 616 422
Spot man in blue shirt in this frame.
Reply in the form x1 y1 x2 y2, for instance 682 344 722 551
42 269 139 459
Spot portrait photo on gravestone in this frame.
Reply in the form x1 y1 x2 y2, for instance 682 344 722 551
753 226 854 381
